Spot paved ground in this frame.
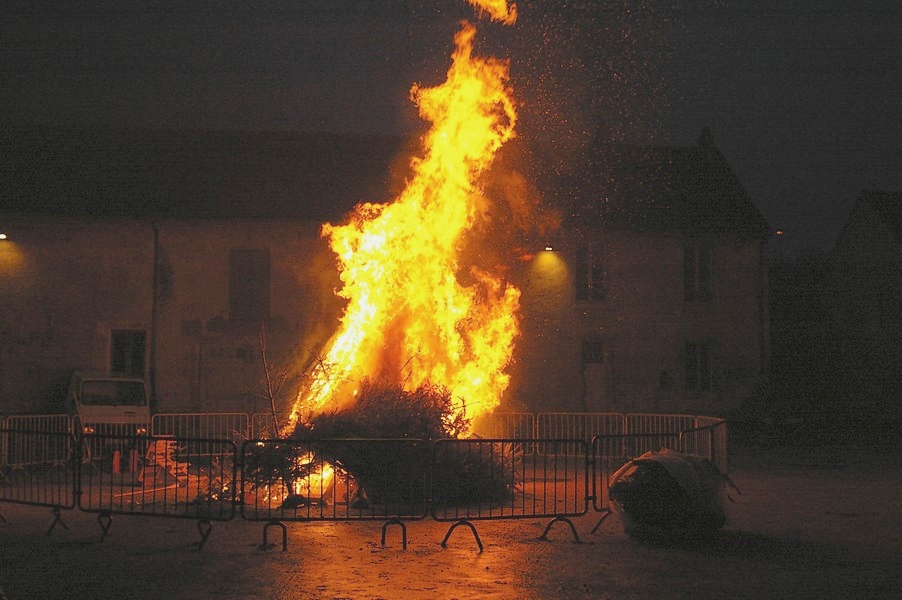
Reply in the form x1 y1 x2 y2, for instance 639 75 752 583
1 436 901 599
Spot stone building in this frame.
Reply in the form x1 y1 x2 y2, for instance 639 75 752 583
510 130 770 416
1 128 769 418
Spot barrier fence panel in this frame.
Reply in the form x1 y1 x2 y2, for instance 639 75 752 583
624 413 697 436
251 413 277 439
471 412 535 440
624 413 697 456
78 422 150 473
694 416 729 473
431 438 589 522
590 433 682 515
77 434 237 522
536 413 623 455
680 421 729 474
3 415 72 469
152 413 250 450
0 429 77 509
241 438 429 522
4 414 72 434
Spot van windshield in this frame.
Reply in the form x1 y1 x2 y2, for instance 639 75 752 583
80 380 147 406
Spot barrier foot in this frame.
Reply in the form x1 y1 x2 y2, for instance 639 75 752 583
195 519 213 550
540 516 581 543
47 507 69 536
590 509 612 535
441 519 483 553
97 512 113 541
261 520 287 551
381 517 407 550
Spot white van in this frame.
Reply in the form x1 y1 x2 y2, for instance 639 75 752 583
67 371 152 437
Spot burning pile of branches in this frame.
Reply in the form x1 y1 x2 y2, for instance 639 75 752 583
281 380 519 507
296 379 470 440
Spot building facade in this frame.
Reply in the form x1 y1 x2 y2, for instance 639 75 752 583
1 129 770 419
508 132 770 416
821 190 902 421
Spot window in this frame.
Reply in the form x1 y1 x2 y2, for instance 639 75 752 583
81 380 147 406
111 330 146 378
685 341 711 391
582 338 604 365
575 243 605 301
683 245 711 302
229 248 270 321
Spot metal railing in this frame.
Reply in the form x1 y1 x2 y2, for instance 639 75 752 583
679 420 729 474
0 430 76 510
590 433 685 514
241 438 430 523
432 438 589 521
536 412 624 455
0 411 728 550
693 415 729 473
471 411 535 439
152 413 250 452
77 434 236 519
3 414 72 469
251 412 277 439
76 434 237 545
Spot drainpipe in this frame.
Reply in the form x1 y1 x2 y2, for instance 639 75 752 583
149 221 159 412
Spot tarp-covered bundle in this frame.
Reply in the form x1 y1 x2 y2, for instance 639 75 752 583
608 448 730 539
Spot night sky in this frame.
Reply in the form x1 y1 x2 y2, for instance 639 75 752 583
2 0 900 257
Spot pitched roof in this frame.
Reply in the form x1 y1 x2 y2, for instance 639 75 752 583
3 127 771 240
1 127 411 222
564 133 769 238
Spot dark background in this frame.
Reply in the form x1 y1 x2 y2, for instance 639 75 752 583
3 0 900 257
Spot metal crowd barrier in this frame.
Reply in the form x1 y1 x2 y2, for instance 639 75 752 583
241 438 429 521
590 433 682 511
3 414 72 469
0 411 728 551
471 411 535 439
77 434 237 546
152 412 250 451
536 413 624 455
694 416 729 473
679 420 729 474
241 438 429 550
0 429 76 511
251 412 278 439
432 438 589 549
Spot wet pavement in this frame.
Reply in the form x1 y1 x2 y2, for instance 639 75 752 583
2 441 901 599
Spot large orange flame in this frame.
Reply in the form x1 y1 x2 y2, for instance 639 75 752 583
288 4 519 434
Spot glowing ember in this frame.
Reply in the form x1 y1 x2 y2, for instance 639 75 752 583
288 2 519 435
293 456 334 500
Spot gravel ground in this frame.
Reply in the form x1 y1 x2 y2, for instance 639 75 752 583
1 437 901 599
